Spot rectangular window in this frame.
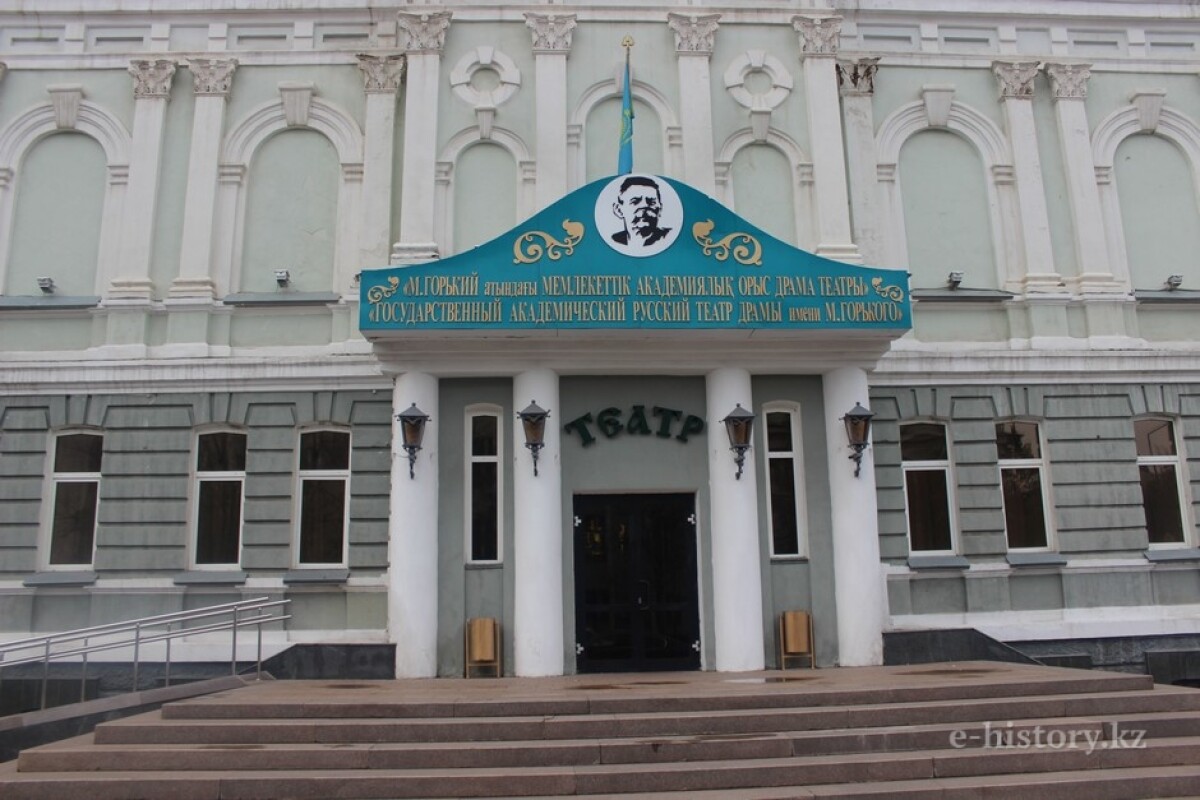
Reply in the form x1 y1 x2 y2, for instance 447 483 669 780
194 431 247 566
996 421 1051 550
467 412 501 562
48 432 103 566
1135 418 1188 546
901 423 955 553
764 409 805 557
297 429 350 565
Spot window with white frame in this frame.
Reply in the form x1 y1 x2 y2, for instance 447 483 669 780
1135 418 1189 546
996 420 1052 550
900 422 956 553
297 429 350 566
466 409 502 563
47 432 103 567
194 431 247 566
763 405 806 557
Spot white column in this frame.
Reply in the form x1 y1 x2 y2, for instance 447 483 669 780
357 54 405 272
389 372 440 678
822 366 885 667
525 13 575 208
171 58 237 301
110 59 176 302
668 13 720 194
793 16 861 264
838 58 884 266
1046 63 1123 292
513 369 564 676
706 367 765 672
993 61 1061 293
393 12 450 265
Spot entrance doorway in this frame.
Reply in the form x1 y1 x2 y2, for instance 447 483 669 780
573 493 701 673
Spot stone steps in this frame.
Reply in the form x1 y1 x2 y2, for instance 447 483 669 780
3 662 1200 798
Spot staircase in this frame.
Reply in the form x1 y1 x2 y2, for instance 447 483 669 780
3 661 1200 798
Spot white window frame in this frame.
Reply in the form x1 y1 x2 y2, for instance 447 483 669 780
996 419 1056 553
190 428 247 569
465 405 504 565
761 402 808 559
293 426 351 568
900 421 959 556
1135 416 1193 549
41 429 103 570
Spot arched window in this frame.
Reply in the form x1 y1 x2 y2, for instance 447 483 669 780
586 97 662 182
1114 136 1200 290
453 144 517 254
731 144 798 246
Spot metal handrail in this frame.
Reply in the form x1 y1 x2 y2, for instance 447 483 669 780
0 597 291 712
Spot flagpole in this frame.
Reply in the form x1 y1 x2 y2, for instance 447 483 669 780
618 36 635 175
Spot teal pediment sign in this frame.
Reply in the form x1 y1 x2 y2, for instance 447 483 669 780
360 175 910 333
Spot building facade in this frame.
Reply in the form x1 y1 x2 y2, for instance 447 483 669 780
1 0 1199 677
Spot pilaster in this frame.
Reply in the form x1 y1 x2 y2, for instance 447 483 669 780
793 16 860 263
525 13 575 209
705 367 766 671
393 11 451 265
668 13 719 194
993 61 1062 295
1046 62 1125 295
838 58 884 266
357 54 405 270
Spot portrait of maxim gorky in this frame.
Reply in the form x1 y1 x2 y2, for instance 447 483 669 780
610 175 673 248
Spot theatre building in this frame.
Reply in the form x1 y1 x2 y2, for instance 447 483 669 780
2 0 1200 680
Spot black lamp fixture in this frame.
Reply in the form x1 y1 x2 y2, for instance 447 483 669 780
842 402 875 478
720 403 756 480
397 403 430 479
517 401 549 476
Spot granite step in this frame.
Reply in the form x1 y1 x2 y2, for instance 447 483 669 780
3 738 1200 799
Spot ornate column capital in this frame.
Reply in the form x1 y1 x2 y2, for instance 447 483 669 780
357 53 406 93
1045 62 1092 100
836 57 880 96
524 13 577 54
129 59 177 98
992 60 1040 99
793 15 842 57
187 58 237 97
667 13 720 56
397 11 452 55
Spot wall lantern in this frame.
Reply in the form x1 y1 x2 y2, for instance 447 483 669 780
842 402 875 478
517 401 549 476
397 403 430 479
720 403 755 480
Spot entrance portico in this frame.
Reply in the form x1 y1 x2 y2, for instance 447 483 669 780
363 176 910 677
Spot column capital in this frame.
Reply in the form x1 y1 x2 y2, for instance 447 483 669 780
357 53 406 93
397 11 452 55
129 59 177 98
187 58 237 97
524 12 576 54
992 60 1040 99
793 15 842 57
1045 62 1092 100
667 13 720 56
836 57 880 96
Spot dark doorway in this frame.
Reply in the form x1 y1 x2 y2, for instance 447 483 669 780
573 493 701 673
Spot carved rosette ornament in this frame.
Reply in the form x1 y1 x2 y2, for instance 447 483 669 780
129 59 177 98
397 11 452 54
525 13 577 54
667 13 720 55
836 57 880 96
1046 62 1092 100
188 58 238 96
993 60 1040 99
793 16 842 57
356 53 406 94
